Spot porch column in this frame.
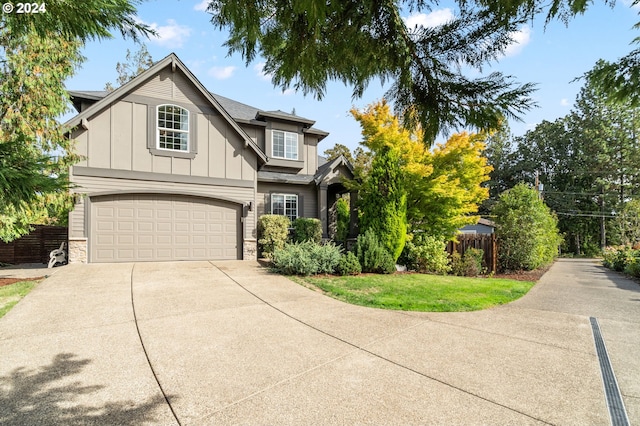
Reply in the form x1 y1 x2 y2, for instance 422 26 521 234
318 184 328 238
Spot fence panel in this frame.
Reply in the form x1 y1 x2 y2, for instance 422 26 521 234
0 226 68 264
447 233 497 273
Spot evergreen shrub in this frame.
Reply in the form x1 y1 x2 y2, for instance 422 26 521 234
292 217 322 243
258 214 290 259
272 241 342 275
337 251 361 276
354 229 396 274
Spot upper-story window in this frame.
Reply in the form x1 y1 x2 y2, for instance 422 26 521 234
157 104 189 152
272 130 298 160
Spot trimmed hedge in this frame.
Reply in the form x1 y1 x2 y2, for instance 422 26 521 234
292 217 322 243
258 214 290 259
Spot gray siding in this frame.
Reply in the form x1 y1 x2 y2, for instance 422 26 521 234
70 70 257 183
257 182 317 219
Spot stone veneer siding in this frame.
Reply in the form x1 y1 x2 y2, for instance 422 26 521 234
68 238 88 263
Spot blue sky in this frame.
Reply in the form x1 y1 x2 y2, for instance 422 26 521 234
65 0 640 154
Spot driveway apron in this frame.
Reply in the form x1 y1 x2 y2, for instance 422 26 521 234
1 258 638 425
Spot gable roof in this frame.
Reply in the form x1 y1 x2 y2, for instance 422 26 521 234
65 53 267 163
314 155 354 185
68 58 329 142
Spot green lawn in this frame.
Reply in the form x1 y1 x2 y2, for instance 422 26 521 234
0 280 39 319
293 274 535 312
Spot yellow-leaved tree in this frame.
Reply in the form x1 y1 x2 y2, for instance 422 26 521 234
351 100 492 240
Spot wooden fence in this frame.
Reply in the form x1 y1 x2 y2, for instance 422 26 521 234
446 233 497 273
0 225 68 265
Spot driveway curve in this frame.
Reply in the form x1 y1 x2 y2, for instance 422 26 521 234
1 258 638 425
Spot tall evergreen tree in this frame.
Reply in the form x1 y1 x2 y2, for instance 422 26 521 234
358 146 407 261
0 0 153 241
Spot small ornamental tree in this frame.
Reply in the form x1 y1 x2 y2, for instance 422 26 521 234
358 146 407 261
493 183 562 271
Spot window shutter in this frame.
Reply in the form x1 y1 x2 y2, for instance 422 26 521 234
147 105 155 150
264 193 271 214
298 195 304 219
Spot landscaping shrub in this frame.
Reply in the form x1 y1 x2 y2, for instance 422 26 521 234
493 183 562 271
258 214 290 259
335 197 350 243
312 242 343 274
354 229 396 274
337 251 361 275
624 256 640 278
602 246 636 272
400 234 450 274
451 248 484 277
292 217 322 243
272 241 342 275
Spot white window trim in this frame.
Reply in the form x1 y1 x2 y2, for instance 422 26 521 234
271 193 298 221
271 130 298 160
157 104 190 153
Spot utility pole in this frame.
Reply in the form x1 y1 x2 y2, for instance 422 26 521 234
600 185 606 249
534 171 543 200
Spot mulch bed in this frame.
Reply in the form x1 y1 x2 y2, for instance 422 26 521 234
492 266 551 282
0 277 44 288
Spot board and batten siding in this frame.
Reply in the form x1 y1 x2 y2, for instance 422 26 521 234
257 182 317 219
69 174 256 241
70 68 257 183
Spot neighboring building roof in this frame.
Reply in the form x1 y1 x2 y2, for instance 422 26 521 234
477 218 496 227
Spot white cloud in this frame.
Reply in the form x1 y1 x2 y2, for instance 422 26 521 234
208 65 236 80
146 19 192 49
503 25 532 57
560 98 570 107
254 62 272 81
403 9 454 29
280 88 295 96
194 0 209 11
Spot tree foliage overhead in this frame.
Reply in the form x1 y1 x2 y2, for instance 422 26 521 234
0 0 153 42
208 0 539 143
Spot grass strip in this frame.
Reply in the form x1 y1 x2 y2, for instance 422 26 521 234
293 274 535 312
0 280 39 319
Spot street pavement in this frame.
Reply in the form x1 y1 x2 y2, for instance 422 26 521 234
0 258 638 425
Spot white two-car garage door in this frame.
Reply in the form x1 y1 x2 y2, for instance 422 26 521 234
90 194 241 262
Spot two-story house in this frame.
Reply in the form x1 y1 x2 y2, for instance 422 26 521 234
65 53 355 263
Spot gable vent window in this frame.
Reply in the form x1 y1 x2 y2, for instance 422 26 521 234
272 130 298 160
157 104 189 152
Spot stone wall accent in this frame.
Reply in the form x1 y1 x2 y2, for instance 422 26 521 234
243 239 257 261
68 238 88 263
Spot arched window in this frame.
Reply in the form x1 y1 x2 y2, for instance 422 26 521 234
157 104 189 152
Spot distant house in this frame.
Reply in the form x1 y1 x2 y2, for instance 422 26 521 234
65 53 355 263
459 218 495 235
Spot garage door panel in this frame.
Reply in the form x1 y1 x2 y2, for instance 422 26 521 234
91 194 241 262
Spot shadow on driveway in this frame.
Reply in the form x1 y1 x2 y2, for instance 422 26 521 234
0 353 171 426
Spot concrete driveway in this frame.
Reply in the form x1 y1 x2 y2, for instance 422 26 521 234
0 258 638 425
